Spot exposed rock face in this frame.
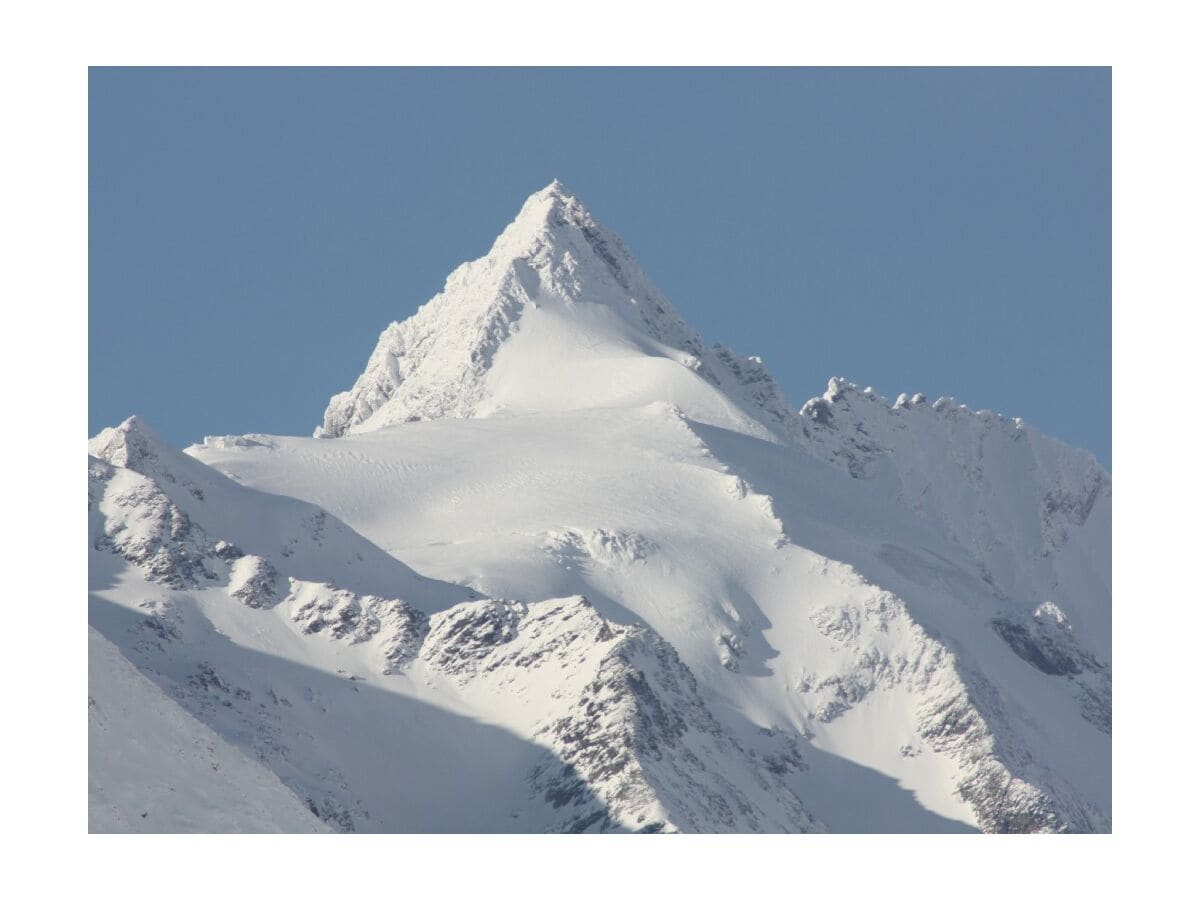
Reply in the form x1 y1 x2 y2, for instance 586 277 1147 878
991 602 1112 738
416 595 819 833
420 599 528 678
287 580 429 672
534 628 816 834
229 556 282 609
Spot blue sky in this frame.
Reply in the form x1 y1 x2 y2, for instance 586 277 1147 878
90 68 1110 465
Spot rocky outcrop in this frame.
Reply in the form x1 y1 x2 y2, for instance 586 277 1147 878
416 595 818 833
289 580 429 673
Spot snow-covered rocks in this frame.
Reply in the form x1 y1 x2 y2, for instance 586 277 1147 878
317 181 801 442
541 527 655 570
991 601 1111 736
533 623 817 833
286 580 429 673
414 595 819 833
420 598 527 679
90 457 215 588
228 556 282 608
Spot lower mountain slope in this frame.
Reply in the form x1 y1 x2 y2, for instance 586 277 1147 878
89 417 820 833
192 397 1111 833
88 626 330 833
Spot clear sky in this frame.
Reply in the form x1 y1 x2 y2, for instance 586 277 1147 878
90 68 1111 466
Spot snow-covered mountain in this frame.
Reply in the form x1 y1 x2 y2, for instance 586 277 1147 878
89 181 1111 833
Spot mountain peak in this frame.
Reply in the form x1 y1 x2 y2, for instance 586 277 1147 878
531 177 572 203
528 178 577 209
316 186 801 440
509 179 574 227
88 415 170 470
488 179 610 266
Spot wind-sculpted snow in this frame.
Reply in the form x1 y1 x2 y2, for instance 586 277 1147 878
93 183 1110 833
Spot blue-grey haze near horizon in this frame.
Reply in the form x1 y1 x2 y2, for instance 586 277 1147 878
90 67 1111 466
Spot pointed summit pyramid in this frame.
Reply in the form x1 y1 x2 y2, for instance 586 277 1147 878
318 181 800 439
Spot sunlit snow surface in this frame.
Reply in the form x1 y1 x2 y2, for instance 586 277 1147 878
90 182 1110 833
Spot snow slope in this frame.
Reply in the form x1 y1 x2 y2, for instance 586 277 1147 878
88 626 329 833
91 181 1110 833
